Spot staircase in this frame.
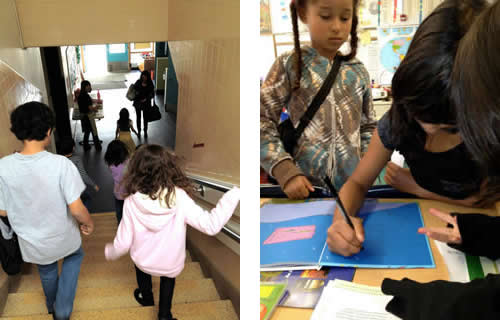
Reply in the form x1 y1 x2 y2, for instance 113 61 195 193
0 213 238 320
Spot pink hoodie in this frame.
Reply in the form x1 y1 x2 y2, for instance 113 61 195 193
104 187 240 277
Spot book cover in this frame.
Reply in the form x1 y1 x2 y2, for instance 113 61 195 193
260 282 288 320
261 200 435 270
281 267 355 308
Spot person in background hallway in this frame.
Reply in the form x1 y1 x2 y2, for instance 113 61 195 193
77 80 102 151
59 137 100 210
104 144 240 320
104 140 130 224
133 71 155 139
115 108 139 156
0 102 94 320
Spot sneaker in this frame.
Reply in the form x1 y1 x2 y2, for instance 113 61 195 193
134 288 154 306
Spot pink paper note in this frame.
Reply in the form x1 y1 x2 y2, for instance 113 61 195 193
263 225 316 245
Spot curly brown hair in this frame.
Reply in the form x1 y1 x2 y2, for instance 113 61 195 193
121 144 196 207
290 0 359 90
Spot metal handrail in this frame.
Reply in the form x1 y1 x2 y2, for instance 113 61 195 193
188 175 240 243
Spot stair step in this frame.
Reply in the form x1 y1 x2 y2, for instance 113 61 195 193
2 279 220 317
20 251 192 273
10 262 204 293
0 300 238 320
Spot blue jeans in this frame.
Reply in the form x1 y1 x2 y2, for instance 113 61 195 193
37 246 84 319
115 197 124 224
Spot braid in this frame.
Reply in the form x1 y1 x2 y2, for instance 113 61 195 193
339 0 359 61
290 1 302 90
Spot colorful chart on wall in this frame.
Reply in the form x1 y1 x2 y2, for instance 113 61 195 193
378 26 416 84
261 0 272 34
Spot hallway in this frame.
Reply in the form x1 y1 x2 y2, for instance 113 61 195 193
70 74 177 213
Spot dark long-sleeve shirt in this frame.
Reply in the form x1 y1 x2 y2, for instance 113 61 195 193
382 213 500 320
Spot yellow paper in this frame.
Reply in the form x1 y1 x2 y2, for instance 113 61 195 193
260 285 274 298
360 30 372 45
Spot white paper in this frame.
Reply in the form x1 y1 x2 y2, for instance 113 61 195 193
311 280 399 320
434 240 470 282
390 151 405 167
357 40 380 83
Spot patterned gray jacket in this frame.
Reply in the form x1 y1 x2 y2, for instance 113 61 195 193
260 46 377 189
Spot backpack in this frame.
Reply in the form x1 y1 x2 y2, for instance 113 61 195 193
0 218 23 275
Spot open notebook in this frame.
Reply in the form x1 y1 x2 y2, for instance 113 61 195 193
260 200 435 271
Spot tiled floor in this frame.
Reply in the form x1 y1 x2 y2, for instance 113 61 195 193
71 72 177 213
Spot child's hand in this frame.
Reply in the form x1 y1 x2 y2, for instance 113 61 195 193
384 162 423 196
283 176 314 199
80 223 94 236
94 185 100 192
418 208 462 244
327 215 364 256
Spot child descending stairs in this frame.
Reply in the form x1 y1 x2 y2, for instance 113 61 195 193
0 213 238 319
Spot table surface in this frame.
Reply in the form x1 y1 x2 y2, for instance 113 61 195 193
261 198 500 320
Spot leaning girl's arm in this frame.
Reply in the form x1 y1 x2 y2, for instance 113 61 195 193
416 188 484 208
336 128 392 219
260 56 297 183
105 199 134 260
183 187 240 236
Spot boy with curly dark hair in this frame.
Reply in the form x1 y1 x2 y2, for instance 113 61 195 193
0 101 94 320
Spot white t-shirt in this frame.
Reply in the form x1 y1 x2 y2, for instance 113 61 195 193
0 151 85 265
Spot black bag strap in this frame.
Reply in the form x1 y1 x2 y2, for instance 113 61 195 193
295 55 342 138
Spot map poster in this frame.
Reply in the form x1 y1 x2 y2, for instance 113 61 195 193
378 26 416 85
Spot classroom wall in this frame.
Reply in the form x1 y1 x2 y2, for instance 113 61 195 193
14 0 238 47
169 39 240 185
0 0 48 158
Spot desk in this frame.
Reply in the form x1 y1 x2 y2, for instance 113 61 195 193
73 93 104 145
262 198 499 320
72 93 104 121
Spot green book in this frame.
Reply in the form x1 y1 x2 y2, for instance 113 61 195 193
260 282 288 320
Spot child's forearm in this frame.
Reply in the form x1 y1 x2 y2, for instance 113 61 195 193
69 199 94 226
334 180 368 221
418 188 483 208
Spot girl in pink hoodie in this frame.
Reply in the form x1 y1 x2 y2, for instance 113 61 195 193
104 144 240 320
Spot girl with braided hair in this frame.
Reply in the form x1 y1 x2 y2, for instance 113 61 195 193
260 0 377 200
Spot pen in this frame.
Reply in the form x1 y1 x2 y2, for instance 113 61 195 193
323 177 364 251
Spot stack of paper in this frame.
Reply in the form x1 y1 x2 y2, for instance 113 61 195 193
434 240 500 282
311 280 399 320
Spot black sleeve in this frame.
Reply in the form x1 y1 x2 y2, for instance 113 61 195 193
377 112 396 150
382 274 500 320
448 213 500 260
77 93 91 114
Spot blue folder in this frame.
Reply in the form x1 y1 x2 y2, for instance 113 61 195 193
260 201 435 270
